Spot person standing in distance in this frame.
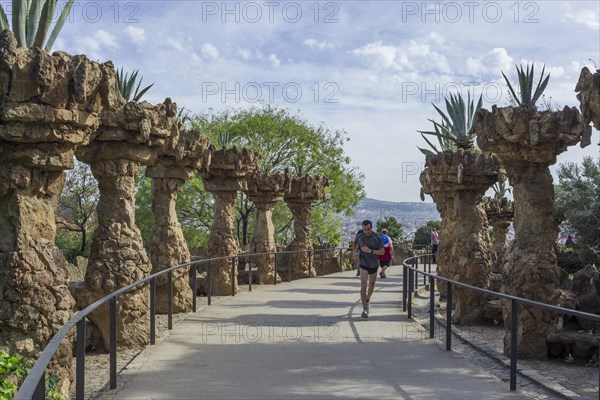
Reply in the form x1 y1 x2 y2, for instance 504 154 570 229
357 220 384 318
430 227 440 264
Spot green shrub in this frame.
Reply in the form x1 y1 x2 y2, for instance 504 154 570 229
0 351 65 400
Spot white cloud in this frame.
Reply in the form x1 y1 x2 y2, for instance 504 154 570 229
201 43 219 59
352 39 451 75
564 7 600 30
466 48 513 76
238 48 252 60
268 53 281 67
125 26 146 45
304 38 334 50
73 29 119 60
352 41 397 69
167 38 185 52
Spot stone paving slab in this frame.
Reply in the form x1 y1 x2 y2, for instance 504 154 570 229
96 267 528 399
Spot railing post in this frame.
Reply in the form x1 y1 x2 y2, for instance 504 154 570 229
510 299 518 391
208 261 212 305
321 249 325 276
76 318 86 400
429 275 435 339
428 251 432 274
415 257 419 289
308 249 312 278
288 253 292 282
192 264 197 312
150 277 156 345
402 264 407 312
110 297 117 389
168 270 173 330
274 252 278 286
446 283 452 351
231 256 236 297
249 255 252 292
422 256 426 286
407 266 413 319
339 249 343 273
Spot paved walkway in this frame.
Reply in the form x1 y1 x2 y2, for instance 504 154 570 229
104 267 527 400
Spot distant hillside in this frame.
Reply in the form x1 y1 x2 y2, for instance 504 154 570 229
341 198 439 240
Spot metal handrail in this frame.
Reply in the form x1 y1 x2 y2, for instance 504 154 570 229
402 253 600 398
15 246 351 399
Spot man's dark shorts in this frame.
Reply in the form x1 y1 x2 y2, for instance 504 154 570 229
360 265 378 275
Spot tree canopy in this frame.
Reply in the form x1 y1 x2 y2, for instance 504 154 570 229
188 104 365 245
413 220 441 246
555 156 600 263
375 216 403 241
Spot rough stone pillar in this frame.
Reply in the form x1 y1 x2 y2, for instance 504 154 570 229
201 148 258 295
0 168 75 394
420 149 500 324
146 132 210 313
0 30 122 393
283 176 328 280
73 98 178 349
246 172 289 284
475 104 591 358
484 197 514 270
576 67 600 132
75 152 152 349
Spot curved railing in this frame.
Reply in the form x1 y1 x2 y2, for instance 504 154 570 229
402 253 600 398
15 247 348 400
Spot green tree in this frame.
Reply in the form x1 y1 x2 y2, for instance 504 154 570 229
375 216 403 241
413 220 441 246
56 161 98 260
555 157 600 263
190 105 365 246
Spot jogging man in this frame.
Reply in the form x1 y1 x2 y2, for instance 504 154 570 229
356 220 384 318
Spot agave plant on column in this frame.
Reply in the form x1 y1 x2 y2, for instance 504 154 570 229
418 92 501 324
474 63 592 358
0 0 74 51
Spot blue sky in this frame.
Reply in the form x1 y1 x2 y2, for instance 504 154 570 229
47 0 600 202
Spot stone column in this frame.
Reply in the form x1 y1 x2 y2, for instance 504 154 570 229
0 30 121 393
201 148 258 295
483 197 514 269
283 176 328 280
475 104 591 358
420 149 500 324
74 98 178 349
146 132 210 313
576 67 600 133
246 172 289 284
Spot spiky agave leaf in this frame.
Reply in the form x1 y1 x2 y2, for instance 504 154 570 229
33 0 55 49
0 7 9 31
116 67 154 102
26 0 44 47
45 0 74 52
502 63 550 107
419 92 481 151
12 0 27 47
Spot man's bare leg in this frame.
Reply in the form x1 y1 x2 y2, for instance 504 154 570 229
360 268 368 308
367 272 377 302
